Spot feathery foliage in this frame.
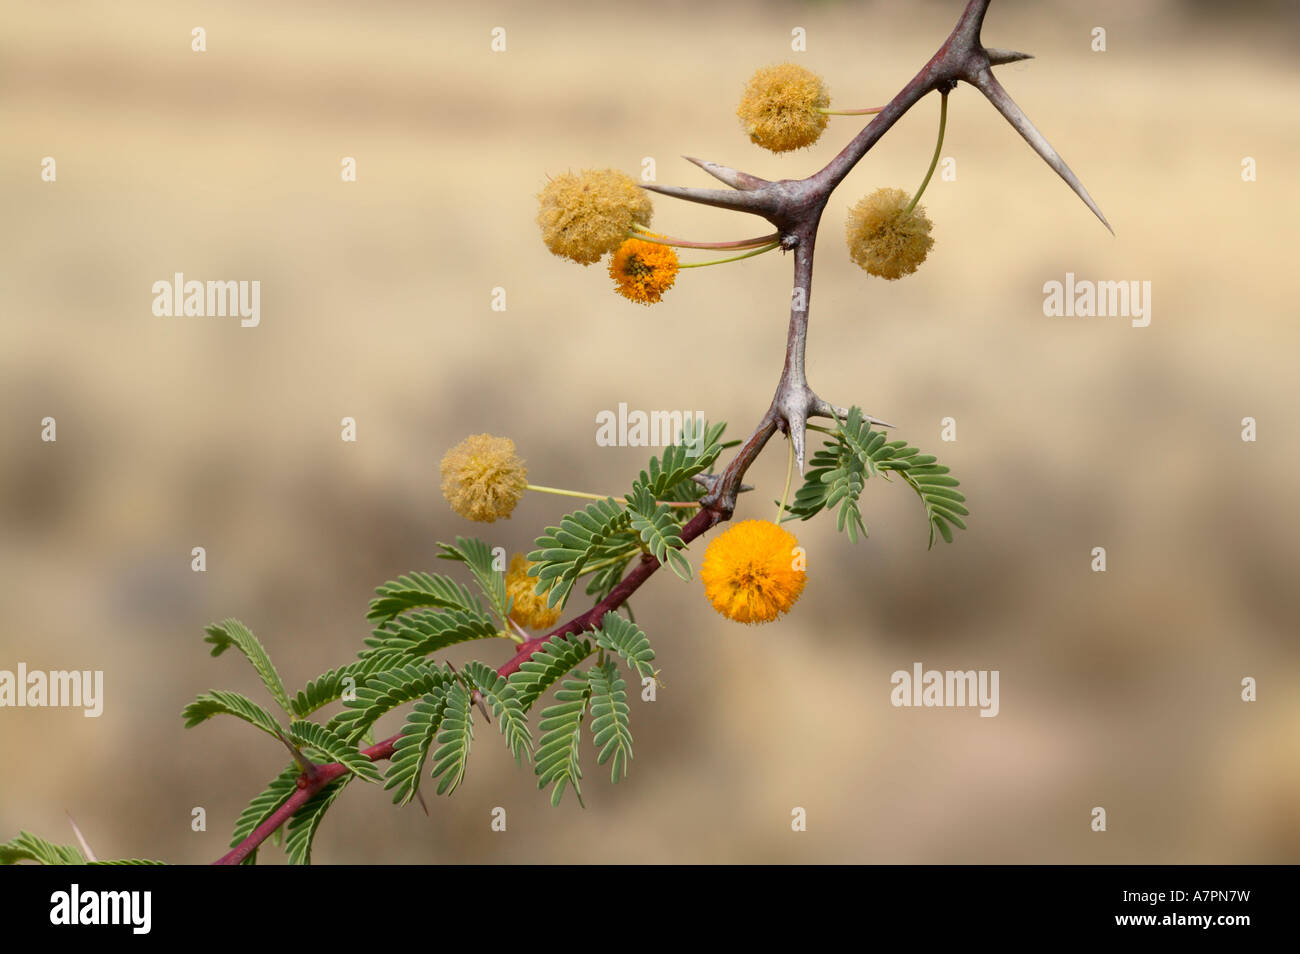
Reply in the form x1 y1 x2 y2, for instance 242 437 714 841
534 673 592 807
629 419 727 499
429 682 474 796
202 618 292 713
332 661 453 743
182 689 285 741
786 406 967 547
593 611 657 682
290 650 410 718
363 608 499 657
462 661 532 764
529 497 632 610
626 485 691 580
507 633 595 712
437 537 511 624
288 721 383 783
588 660 633 783
0 831 164 866
383 686 450 806
0 831 86 865
367 570 483 623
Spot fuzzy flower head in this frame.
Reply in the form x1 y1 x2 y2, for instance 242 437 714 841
700 519 807 624
845 187 934 280
737 63 830 153
505 553 561 631
537 168 653 265
439 434 527 523
609 237 679 305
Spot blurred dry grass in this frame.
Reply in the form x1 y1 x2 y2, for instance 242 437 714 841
1 0 1297 863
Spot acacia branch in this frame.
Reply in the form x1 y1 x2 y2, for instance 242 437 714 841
212 0 1108 864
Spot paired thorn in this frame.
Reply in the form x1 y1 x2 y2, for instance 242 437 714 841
471 689 491 724
787 410 811 475
640 182 770 217
692 473 753 494
810 398 893 430
968 66 1113 234
682 156 769 191
278 733 319 779
985 47 1033 66
781 397 896 473
446 658 492 723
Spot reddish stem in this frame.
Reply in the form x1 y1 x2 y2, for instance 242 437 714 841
213 737 398 865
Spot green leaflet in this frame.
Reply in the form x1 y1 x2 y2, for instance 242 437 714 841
534 673 591 807
625 485 691 580
202 618 292 714
86 859 168 865
0 831 85 865
629 419 727 499
287 721 383 783
592 611 657 682
333 662 453 743
0 831 165 866
588 660 633 784
526 425 726 611
363 608 499 657
507 634 595 712
437 537 511 624
182 689 285 742
290 651 410 718
367 570 483 623
384 685 450 806
785 406 968 548
429 681 474 796
461 661 532 765
529 497 632 611
892 455 969 548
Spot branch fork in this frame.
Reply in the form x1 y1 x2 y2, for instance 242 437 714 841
644 0 1109 496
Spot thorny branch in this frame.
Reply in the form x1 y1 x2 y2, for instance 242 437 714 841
645 0 1109 486
213 0 1108 864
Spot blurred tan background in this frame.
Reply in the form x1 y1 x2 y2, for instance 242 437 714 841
2 0 1297 864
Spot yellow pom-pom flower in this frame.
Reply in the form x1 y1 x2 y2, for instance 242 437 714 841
609 237 679 305
845 187 934 280
505 554 561 631
537 169 653 265
737 63 830 153
700 519 807 624
439 434 527 523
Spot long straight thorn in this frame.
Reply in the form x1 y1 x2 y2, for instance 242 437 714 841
640 183 770 216
969 67 1113 234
